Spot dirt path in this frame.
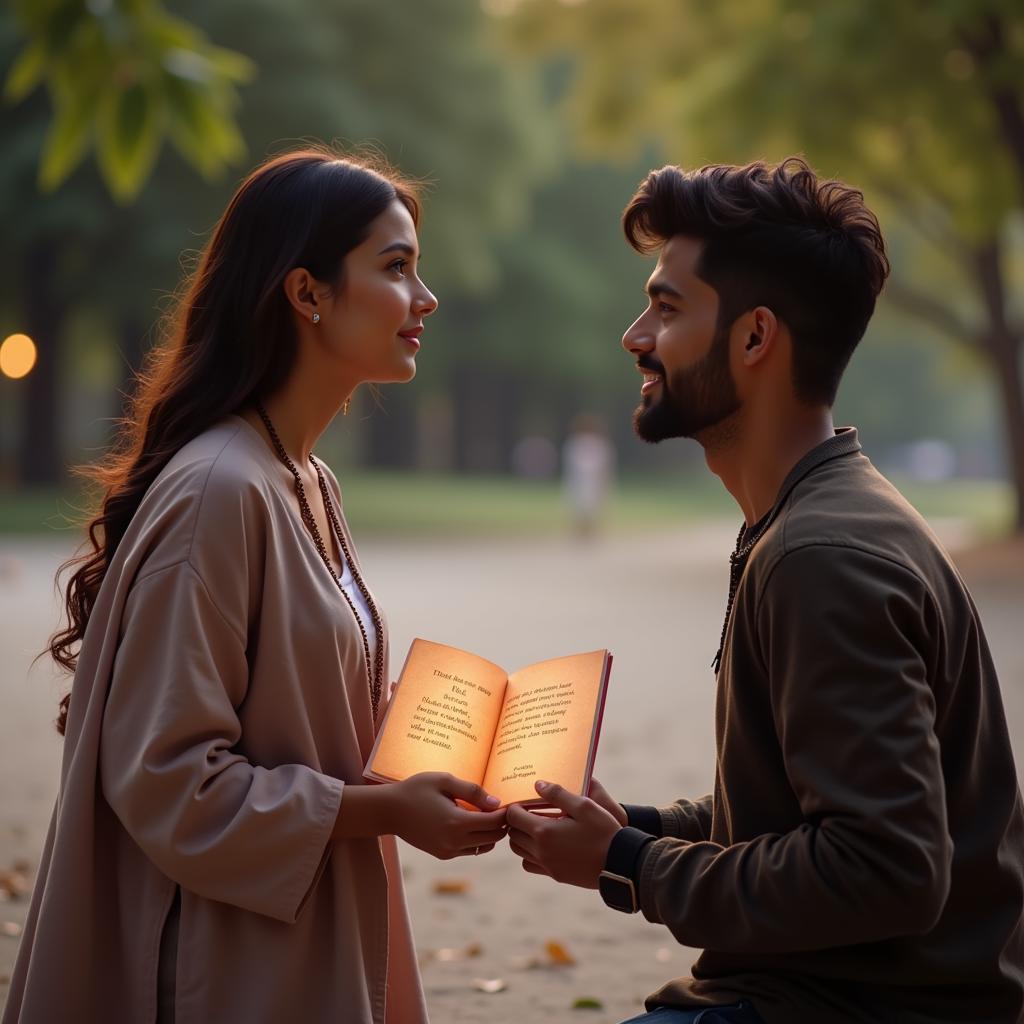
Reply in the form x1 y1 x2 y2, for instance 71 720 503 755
1 526 1021 1021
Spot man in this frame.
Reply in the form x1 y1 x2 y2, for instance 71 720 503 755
507 158 1024 1024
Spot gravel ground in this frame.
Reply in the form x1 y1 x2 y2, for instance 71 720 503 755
1 524 1021 1021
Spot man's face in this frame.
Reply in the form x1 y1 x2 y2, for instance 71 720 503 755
621 236 740 444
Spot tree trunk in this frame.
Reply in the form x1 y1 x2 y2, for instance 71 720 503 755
494 371 522 474
452 363 498 472
451 364 522 473
962 15 1024 197
363 385 417 469
18 240 64 485
959 15 1024 532
985 332 1024 533
973 241 1024 534
116 315 149 421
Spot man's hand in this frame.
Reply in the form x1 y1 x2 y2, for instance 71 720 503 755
588 777 628 826
506 780 621 888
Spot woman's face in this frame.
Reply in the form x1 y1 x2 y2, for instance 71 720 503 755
318 199 437 384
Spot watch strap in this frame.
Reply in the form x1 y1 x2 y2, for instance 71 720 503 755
605 825 656 880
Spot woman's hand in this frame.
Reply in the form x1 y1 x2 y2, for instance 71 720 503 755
388 772 508 859
587 777 628 827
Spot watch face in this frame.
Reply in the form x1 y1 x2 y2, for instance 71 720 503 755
599 871 637 913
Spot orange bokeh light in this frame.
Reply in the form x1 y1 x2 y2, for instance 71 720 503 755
0 334 37 379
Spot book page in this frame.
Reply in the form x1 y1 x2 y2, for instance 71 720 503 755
482 649 609 806
365 638 508 785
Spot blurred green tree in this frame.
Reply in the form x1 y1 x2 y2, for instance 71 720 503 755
0 0 555 480
432 154 662 472
1 0 251 482
505 0 1024 531
4 0 253 203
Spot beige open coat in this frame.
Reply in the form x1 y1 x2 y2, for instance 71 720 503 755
3 416 427 1024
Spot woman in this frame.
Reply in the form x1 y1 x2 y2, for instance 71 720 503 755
3 150 508 1024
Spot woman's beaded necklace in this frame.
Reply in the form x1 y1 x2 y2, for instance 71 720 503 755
255 402 384 720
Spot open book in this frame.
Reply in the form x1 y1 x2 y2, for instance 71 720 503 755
364 639 613 807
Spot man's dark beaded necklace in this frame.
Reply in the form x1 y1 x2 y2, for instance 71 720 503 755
710 435 853 674
712 514 774 675
255 402 384 720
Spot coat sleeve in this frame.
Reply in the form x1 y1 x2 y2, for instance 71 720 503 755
658 795 713 840
621 796 713 840
636 544 952 953
100 558 343 924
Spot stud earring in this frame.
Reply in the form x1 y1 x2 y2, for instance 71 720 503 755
312 312 320 324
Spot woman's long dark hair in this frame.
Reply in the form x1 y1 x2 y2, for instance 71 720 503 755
48 148 420 734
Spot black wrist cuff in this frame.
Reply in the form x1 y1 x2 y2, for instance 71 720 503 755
605 826 656 885
622 804 663 837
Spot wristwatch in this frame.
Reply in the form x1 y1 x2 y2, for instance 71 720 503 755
598 867 638 913
599 826 654 913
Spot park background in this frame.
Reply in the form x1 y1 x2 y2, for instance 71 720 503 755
1 1 1022 1020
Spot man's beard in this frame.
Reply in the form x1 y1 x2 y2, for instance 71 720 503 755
633 323 741 445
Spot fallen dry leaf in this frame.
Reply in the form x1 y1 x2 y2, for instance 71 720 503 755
0 871 29 901
436 942 483 962
431 878 470 895
545 939 576 966
2 921 22 938
510 941 580 970
472 978 507 994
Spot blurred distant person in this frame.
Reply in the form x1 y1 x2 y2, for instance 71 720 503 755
4 150 508 1024
563 413 615 537
508 158 1024 1024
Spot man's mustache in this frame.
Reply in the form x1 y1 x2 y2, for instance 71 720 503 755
636 357 666 376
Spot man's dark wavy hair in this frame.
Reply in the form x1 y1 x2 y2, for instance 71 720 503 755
622 157 890 406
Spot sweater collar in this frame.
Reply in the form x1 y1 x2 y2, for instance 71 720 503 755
769 426 861 519
710 428 862 675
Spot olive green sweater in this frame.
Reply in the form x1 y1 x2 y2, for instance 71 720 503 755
631 429 1024 1024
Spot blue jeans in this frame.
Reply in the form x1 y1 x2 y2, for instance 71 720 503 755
619 1002 764 1024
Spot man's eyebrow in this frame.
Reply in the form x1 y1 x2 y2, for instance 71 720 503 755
646 279 683 300
378 242 417 256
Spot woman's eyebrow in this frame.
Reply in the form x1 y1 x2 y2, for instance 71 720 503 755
377 242 416 257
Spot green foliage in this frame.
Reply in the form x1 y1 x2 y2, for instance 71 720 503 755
4 0 253 202
0 0 1013 492
501 0 1024 520
0 0 558 334
117 0 558 297
506 0 1023 237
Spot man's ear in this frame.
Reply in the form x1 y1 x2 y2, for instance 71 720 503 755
741 306 779 365
282 267 325 324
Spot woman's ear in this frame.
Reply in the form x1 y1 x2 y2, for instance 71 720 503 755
741 306 779 365
282 267 323 324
